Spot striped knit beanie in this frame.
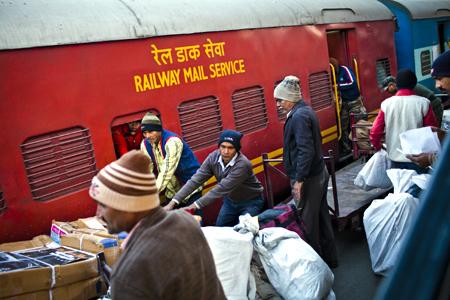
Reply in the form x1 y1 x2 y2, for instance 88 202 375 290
274 75 302 103
89 150 159 212
141 112 162 133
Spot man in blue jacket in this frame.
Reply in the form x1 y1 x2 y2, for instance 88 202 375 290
330 57 366 154
274 75 338 268
140 112 201 210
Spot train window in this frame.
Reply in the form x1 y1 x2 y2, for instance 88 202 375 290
376 58 391 87
111 110 153 158
232 86 268 134
178 96 223 150
308 72 333 111
420 50 432 76
274 80 287 121
20 127 97 201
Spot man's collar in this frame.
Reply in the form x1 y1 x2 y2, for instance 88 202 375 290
395 88 416 96
218 152 238 170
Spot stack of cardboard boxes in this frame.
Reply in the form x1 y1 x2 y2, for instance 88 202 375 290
0 217 123 299
0 245 104 299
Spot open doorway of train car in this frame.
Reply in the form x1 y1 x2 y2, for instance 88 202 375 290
110 109 160 158
326 29 362 161
437 22 450 53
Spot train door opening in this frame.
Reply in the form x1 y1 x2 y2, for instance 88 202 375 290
438 22 450 53
326 29 361 159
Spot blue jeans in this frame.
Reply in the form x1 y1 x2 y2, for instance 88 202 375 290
215 196 264 227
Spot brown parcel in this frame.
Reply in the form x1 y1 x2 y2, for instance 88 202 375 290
60 233 121 267
0 235 54 252
3 276 105 300
0 247 99 298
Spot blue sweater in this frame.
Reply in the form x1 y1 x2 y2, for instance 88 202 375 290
337 65 360 102
283 101 325 182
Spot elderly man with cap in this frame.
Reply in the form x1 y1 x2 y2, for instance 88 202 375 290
170 129 264 227
90 150 226 299
381 75 443 126
370 69 438 173
274 75 338 268
139 112 201 210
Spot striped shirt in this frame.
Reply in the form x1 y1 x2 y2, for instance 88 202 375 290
141 137 183 200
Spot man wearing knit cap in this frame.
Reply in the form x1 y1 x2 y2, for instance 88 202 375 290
274 75 338 268
370 69 438 175
139 112 201 210
381 75 443 126
170 129 264 226
90 150 225 299
406 50 450 169
431 50 450 94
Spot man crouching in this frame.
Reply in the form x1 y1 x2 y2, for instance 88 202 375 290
89 150 225 300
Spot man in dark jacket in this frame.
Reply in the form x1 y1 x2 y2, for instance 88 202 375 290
172 130 264 226
330 57 366 154
89 150 225 300
274 75 338 268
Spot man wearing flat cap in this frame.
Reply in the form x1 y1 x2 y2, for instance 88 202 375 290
171 129 264 227
90 150 225 299
274 75 338 268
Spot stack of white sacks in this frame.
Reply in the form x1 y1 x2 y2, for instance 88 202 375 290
356 127 440 275
202 216 335 300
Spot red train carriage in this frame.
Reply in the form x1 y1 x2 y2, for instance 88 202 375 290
0 0 396 242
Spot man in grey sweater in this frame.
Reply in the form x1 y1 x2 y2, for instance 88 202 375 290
171 129 264 226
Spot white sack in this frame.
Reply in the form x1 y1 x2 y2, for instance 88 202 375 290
363 193 419 275
254 227 333 300
399 126 441 155
386 168 417 193
354 150 392 190
202 227 256 300
363 169 421 275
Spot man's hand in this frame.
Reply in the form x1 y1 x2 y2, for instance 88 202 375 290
406 153 432 168
293 181 303 202
430 127 447 142
163 200 177 211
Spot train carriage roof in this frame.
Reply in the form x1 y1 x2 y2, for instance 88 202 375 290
380 0 450 19
0 0 393 50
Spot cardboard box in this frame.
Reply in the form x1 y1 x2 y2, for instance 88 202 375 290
3 276 106 300
60 233 121 267
0 235 54 252
0 246 99 298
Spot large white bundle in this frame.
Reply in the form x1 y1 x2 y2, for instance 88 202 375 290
254 227 334 300
363 169 421 275
354 149 392 190
202 227 255 300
